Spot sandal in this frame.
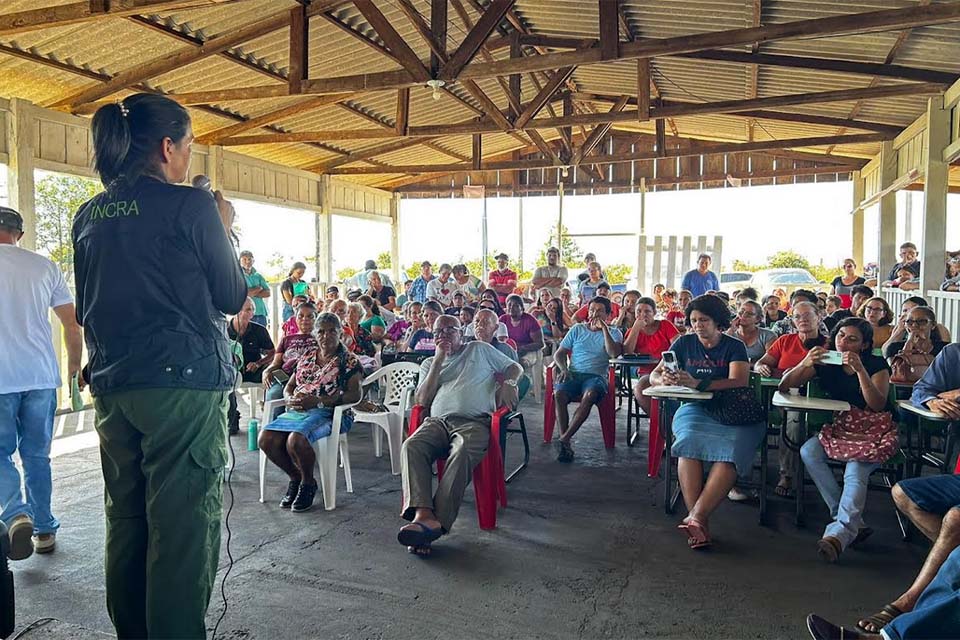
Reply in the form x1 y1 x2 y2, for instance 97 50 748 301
856 604 903 635
680 517 712 550
775 474 794 497
817 536 842 563
397 522 443 548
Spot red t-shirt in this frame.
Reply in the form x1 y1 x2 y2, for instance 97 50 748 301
625 320 680 357
499 313 541 348
573 301 621 322
488 269 518 302
766 333 809 371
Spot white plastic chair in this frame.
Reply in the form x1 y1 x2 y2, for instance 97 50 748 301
238 381 263 420
352 362 421 475
258 398 358 510
530 349 545 403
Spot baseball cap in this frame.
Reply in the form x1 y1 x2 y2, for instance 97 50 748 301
346 288 362 300
547 246 560 254
0 206 24 232
495 252 509 260
239 250 253 258
421 260 432 268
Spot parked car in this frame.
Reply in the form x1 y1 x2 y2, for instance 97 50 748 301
719 271 754 293
749 268 822 296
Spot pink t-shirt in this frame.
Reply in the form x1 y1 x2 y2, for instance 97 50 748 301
499 313 541 348
277 333 318 373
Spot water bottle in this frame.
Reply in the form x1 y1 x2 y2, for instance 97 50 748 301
247 419 259 452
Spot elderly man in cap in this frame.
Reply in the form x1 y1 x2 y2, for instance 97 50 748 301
0 206 83 560
409 261 435 304
352 258 395 293
532 247 569 300
239 250 270 326
426 263 457 307
488 253 518 306
397 314 522 556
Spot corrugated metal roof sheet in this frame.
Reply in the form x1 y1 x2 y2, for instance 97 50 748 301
0 0 958 190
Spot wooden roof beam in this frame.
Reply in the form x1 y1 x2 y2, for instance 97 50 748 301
323 132 890 175
0 0 236 37
353 0 430 82
515 67 576 129
49 0 346 110
310 137 442 172
573 95 630 165
196 93 358 144
438 0 515 81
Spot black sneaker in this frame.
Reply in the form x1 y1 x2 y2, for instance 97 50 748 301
279 480 300 509
291 482 318 512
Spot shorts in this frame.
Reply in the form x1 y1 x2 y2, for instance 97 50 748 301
897 475 960 516
556 373 608 400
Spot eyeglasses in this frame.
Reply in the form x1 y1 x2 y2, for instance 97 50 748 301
435 327 460 336
905 319 930 326
792 313 816 321
865 306 886 313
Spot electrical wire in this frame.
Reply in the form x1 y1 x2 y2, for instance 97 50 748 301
12 618 59 639
210 428 236 640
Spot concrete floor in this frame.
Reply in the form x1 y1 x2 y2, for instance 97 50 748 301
12 397 930 639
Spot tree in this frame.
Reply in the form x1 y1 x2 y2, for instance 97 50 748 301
336 266 359 282
376 250 391 270
766 250 811 270
34 174 101 281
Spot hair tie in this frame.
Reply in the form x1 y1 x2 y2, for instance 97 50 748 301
117 100 129 118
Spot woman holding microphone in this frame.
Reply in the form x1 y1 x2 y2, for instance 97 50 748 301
72 93 247 639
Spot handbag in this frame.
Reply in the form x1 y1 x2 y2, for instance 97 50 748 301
704 387 767 426
818 407 898 463
889 347 934 384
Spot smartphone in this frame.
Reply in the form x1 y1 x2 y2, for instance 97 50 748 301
661 351 679 372
271 369 290 383
821 350 844 366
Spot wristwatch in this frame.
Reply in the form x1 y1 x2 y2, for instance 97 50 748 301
501 378 518 387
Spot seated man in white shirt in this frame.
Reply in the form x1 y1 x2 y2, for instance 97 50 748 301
398 314 522 556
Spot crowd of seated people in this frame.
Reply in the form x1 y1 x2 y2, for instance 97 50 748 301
235 248 960 610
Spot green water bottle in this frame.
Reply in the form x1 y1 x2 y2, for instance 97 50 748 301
247 419 259 452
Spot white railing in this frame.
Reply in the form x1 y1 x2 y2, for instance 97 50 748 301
882 287 960 340
635 235 723 292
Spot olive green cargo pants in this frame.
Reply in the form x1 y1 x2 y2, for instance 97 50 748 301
94 388 228 639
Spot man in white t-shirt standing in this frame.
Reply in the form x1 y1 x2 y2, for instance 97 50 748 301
0 207 82 561
531 247 568 299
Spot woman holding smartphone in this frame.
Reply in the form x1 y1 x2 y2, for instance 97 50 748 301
648 295 765 550
779 317 893 563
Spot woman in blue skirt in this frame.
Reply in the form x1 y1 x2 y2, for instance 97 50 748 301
649 295 766 549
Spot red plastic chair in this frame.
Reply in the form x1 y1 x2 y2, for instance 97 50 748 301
407 405 508 530
543 365 616 448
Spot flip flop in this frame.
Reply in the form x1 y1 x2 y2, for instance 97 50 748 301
856 604 903 635
397 522 443 548
683 518 712 550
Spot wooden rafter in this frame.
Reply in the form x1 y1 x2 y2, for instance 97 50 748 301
310 137 441 172
218 83 931 145
745 0 763 141
616 5 677 137
514 67 576 128
288 4 309 95
196 93 357 144
438 0 515 81
49 1 345 110
322 132 889 175
573 95 630 165
825 0 932 154
599 0 620 61
353 0 430 82
0 0 235 37
396 88 410 136
126 15 284 82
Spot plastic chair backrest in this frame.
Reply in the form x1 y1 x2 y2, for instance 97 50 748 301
748 372 763 402
805 378 837 429
381 362 421 407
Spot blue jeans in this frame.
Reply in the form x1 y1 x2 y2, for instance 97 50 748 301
801 436 878 549
884 543 960 639
265 381 284 403
0 389 59 534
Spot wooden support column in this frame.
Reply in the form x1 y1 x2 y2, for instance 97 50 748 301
390 194 401 284
288 4 309 94
599 0 620 60
509 32 522 118
318 176 334 283
206 145 225 192
876 140 898 285
395 87 410 135
517 197 524 268
637 58 650 122
472 134 482 170
655 107 666 157
920 95 950 293
6 98 36 250
851 170 865 269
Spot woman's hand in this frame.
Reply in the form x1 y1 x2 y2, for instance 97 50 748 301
286 393 319 411
754 362 773 378
261 368 275 390
213 190 236 233
671 370 698 389
801 346 827 369
843 350 865 374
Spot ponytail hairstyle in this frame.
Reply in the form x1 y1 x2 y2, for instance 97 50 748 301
91 93 191 188
358 294 381 316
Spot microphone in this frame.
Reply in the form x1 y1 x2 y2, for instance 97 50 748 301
193 174 239 247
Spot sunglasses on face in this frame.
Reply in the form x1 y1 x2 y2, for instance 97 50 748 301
905 319 930 326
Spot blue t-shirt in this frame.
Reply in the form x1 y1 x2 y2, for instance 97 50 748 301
669 333 747 380
681 269 720 297
560 324 623 377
